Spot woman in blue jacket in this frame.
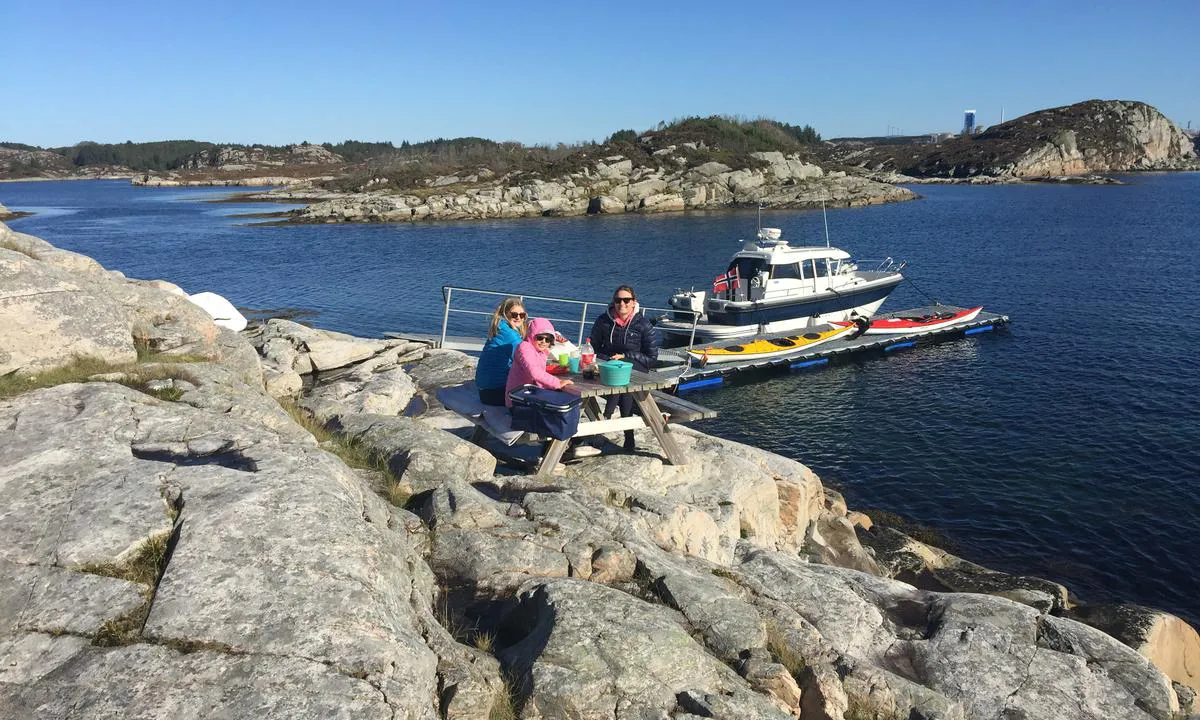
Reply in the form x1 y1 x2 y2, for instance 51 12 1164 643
590 285 659 451
475 297 527 405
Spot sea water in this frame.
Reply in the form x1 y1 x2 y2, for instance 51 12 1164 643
4 175 1198 624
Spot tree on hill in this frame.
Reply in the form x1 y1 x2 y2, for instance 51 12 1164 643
322 140 396 162
58 140 217 170
645 116 821 153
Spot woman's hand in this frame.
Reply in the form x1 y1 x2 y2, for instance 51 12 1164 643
610 354 625 361
560 379 575 388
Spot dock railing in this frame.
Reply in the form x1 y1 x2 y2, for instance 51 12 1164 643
439 285 701 357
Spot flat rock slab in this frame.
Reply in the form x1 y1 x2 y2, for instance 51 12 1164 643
0 384 177 570
498 578 792 720
0 637 394 719
1 561 145 637
0 382 441 717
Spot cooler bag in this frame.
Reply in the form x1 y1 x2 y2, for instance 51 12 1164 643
508 385 582 440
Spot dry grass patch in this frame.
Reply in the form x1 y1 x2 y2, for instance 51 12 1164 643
0 236 40 258
0 356 124 399
83 533 172 647
0 341 211 401
93 602 152 647
78 533 170 588
473 632 495 654
766 623 806 679
278 398 410 506
162 638 240 655
488 682 518 720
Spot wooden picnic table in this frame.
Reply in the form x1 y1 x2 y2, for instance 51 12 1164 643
535 368 686 477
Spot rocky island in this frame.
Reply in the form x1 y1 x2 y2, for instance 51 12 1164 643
3 219 1199 719
4 100 1197 226
827 100 1198 181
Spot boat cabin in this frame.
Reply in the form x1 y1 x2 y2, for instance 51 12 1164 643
717 229 853 303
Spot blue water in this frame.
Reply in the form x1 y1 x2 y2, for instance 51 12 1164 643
4 177 1199 625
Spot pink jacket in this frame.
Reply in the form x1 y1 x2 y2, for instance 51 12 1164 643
505 317 564 406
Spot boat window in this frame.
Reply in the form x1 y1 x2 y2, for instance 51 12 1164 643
770 263 803 280
736 259 763 280
801 261 815 280
814 259 830 277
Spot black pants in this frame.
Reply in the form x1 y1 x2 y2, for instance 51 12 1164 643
604 393 636 419
605 393 640 449
479 387 506 406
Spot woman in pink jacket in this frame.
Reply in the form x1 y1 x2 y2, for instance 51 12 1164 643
504 317 573 406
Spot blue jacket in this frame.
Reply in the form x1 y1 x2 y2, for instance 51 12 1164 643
475 321 523 390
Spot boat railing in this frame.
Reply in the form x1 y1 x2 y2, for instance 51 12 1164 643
866 257 907 273
440 285 702 357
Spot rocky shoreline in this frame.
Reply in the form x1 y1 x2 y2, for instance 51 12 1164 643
3 220 1199 719
130 175 327 188
0 201 32 221
235 150 919 224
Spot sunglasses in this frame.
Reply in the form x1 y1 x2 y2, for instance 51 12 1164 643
534 334 554 343
614 297 635 304
508 311 527 319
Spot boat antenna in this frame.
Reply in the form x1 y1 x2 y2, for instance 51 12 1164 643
756 203 763 238
821 199 831 248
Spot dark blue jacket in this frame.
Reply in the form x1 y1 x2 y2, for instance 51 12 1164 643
590 307 659 372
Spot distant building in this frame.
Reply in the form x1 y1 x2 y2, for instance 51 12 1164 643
963 110 977 136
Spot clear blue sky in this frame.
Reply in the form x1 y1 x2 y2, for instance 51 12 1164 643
2 0 1196 147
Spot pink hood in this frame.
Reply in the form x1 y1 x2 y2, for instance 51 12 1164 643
523 317 556 350
504 317 564 405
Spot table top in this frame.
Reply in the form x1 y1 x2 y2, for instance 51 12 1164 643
559 367 678 398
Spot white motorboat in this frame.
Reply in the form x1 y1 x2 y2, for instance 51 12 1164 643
657 227 904 344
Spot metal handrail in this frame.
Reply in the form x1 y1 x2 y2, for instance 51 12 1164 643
439 284 700 360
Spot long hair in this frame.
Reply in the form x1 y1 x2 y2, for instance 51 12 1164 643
488 297 527 339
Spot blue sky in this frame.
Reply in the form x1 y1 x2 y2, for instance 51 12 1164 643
2 0 1196 147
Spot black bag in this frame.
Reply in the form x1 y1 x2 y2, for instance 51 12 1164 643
508 385 582 440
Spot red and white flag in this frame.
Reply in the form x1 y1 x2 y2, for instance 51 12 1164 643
712 267 739 294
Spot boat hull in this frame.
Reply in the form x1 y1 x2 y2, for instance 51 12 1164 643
660 274 899 343
704 274 902 326
685 323 856 364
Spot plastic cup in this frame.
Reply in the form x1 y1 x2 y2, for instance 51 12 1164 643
568 356 580 373
558 353 569 366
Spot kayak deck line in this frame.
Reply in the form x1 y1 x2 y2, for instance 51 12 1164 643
384 303 1011 388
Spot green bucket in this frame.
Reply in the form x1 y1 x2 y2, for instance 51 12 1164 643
598 360 633 386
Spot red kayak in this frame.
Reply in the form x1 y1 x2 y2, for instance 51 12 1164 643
838 306 984 335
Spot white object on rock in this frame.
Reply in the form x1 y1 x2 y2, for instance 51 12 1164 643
187 291 248 332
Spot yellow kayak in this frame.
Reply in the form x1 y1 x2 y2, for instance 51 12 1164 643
686 324 855 364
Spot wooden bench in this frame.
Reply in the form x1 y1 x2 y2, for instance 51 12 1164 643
651 390 719 424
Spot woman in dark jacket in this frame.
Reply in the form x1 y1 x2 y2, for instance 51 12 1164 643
589 284 659 451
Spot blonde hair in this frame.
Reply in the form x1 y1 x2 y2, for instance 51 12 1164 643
488 297 527 339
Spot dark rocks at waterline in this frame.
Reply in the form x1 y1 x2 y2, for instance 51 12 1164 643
4 222 1200 719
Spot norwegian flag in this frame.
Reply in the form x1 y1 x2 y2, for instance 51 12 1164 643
712 267 740 294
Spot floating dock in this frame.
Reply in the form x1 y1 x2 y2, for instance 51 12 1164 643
386 303 1010 394
654 304 1009 392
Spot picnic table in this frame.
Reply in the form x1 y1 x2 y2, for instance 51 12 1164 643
531 368 688 477
438 368 716 477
